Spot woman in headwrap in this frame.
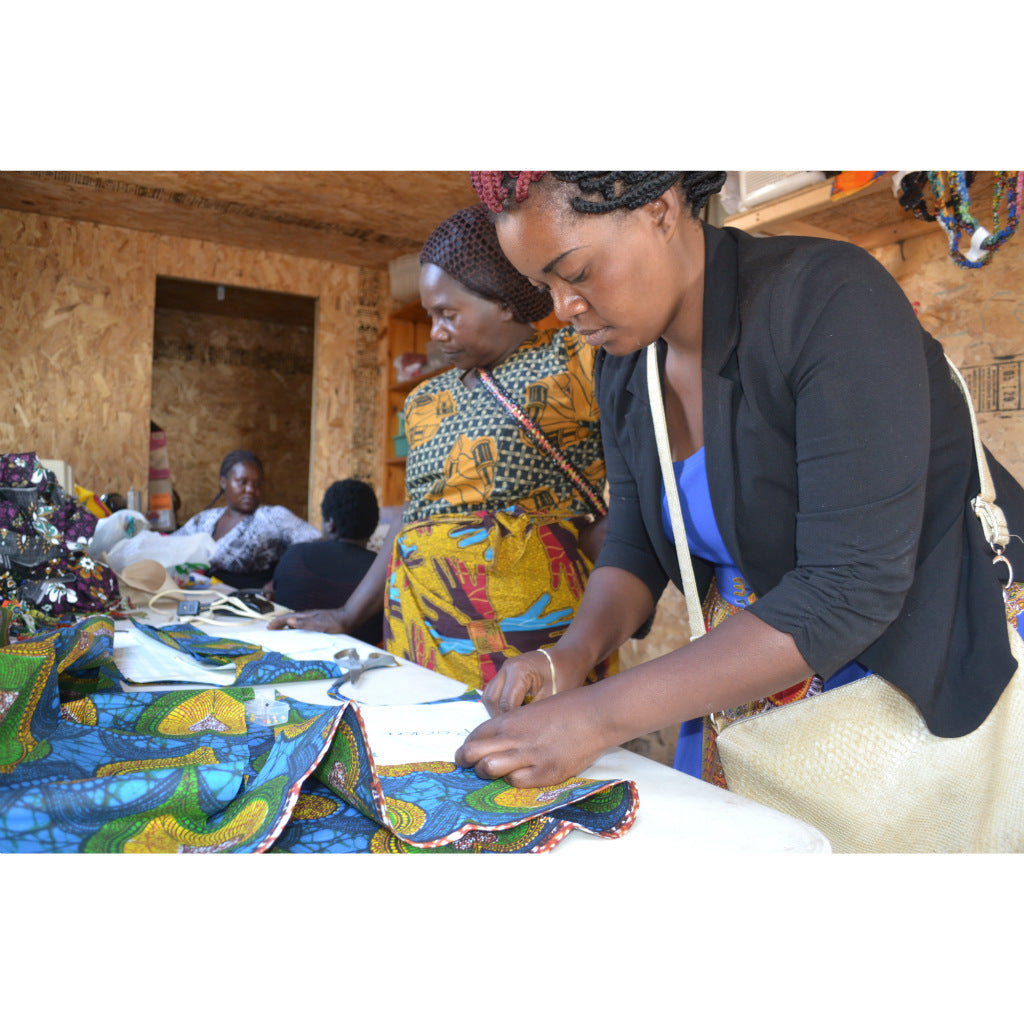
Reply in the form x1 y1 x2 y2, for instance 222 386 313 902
270 204 611 690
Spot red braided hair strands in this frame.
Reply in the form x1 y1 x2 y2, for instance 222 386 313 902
470 172 726 217
470 172 547 213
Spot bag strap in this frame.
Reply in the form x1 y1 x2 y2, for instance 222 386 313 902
645 343 1014 641
944 357 1011 555
646 343 706 640
476 366 608 517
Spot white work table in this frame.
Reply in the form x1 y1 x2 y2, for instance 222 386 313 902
113 611 830 855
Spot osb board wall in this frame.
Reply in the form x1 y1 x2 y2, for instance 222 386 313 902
151 308 314 525
0 209 156 494
870 229 1024 485
0 170 476 267
346 264 389 494
0 207 388 522
156 236 388 521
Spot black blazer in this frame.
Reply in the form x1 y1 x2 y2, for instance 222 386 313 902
594 222 1024 737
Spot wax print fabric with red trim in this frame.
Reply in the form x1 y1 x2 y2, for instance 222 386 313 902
0 615 637 853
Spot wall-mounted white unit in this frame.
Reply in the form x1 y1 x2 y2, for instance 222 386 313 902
721 171 828 215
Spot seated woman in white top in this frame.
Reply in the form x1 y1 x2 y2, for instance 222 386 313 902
173 449 319 589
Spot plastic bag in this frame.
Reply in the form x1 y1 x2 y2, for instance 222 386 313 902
88 509 151 562
105 530 217 576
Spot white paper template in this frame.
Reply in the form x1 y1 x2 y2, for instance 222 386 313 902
358 701 489 765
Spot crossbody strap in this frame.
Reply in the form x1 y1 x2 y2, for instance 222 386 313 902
476 366 608 517
645 343 1013 641
944 357 1011 556
646 343 706 640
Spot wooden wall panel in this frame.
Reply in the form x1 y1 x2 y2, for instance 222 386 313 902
309 263 387 512
0 171 476 268
0 208 388 523
155 236 387 521
870 230 1024 484
0 209 156 496
151 308 314 525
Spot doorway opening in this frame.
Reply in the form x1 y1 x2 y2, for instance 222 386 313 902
151 276 317 529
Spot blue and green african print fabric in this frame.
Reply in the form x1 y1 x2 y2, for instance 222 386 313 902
0 616 638 853
124 619 347 689
274 690 638 853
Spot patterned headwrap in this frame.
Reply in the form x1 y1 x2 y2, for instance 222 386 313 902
419 203 553 324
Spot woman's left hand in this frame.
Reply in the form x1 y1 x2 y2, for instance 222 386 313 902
481 650 553 716
455 688 610 788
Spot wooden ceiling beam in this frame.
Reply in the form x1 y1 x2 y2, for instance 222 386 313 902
0 170 479 268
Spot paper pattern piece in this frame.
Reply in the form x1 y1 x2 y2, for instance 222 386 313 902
358 700 489 764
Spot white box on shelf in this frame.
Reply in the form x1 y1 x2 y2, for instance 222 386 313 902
723 171 828 214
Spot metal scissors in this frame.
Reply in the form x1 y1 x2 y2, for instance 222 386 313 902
333 648 398 685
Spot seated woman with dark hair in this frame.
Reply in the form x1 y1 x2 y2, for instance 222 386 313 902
173 449 319 589
268 478 384 645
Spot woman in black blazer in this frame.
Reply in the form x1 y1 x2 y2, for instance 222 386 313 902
455 171 1024 791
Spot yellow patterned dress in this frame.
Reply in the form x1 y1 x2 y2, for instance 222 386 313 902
384 326 612 689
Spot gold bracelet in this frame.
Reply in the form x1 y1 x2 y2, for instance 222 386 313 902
538 646 557 696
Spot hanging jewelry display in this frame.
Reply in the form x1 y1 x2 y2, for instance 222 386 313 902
897 172 1021 268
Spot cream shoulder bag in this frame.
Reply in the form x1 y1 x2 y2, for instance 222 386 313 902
646 342 1024 853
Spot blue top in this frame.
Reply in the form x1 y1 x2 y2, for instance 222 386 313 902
661 447 867 777
659 447 757 610
661 446 871 682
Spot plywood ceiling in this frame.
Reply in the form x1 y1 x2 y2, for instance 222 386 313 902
0 170 480 268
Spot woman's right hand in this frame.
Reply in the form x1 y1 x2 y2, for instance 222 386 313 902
267 607 350 633
457 687 613 788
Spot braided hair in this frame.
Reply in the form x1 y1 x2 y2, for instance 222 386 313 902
321 478 379 541
205 449 263 509
470 172 726 218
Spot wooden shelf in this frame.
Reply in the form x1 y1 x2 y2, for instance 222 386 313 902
722 174 951 250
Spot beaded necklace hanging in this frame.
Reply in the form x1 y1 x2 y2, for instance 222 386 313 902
987 171 1023 251
922 171 1022 268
